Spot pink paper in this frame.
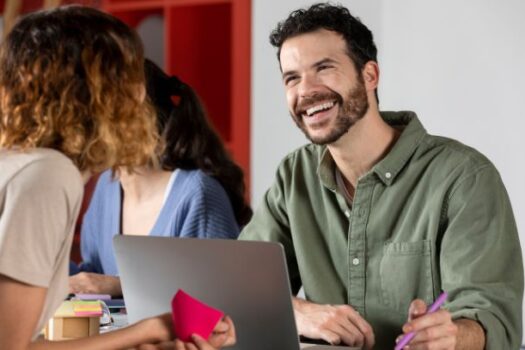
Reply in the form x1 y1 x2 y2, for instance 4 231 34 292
171 289 224 342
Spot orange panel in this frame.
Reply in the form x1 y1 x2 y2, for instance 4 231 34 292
166 3 232 142
230 0 251 194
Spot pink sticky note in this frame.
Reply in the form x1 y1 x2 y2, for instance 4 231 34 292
171 289 224 342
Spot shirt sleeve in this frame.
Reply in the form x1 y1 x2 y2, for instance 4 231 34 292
178 175 240 239
78 176 106 274
0 158 82 287
239 158 302 294
77 204 101 273
440 164 523 349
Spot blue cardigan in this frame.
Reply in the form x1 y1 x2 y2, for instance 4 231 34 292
76 169 239 276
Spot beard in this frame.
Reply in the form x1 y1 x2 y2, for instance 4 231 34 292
291 77 369 145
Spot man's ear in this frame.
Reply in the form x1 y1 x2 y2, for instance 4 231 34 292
362 61 380 91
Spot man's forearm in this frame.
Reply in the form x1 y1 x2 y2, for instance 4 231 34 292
455 318 485 350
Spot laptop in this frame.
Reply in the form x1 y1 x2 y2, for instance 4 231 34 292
114 236 360 350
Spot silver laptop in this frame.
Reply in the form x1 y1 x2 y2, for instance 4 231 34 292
114 236 359 350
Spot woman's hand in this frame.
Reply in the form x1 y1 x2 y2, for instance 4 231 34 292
174 335 218 350
142 313 175 344
208 316 236 348
170 315 237 350
68 272 122 296
136 314 236 350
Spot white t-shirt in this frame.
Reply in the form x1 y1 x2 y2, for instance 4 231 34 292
0 148 83 339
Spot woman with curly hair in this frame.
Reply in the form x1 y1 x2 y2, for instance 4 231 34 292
69 59 252 296
0 6 234 350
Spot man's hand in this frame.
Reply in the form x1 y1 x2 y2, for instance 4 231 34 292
69 272 122 296
397 299 459 349
293 297 375 349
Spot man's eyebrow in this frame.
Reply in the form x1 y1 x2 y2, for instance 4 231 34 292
282 58 339 79
313 58 338 68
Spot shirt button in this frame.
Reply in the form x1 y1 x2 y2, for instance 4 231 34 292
385 172 392 179
352 258 360 265
344 210 350 218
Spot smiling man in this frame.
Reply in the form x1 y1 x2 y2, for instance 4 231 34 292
240 3 523 350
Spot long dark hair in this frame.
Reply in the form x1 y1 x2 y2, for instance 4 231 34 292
145 59 252 226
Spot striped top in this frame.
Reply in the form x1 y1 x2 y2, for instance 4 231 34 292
77 169 239 276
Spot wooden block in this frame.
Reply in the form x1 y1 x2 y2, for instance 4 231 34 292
63 317 89 338
46 316 99 340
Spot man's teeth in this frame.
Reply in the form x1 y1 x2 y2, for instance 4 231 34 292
305 101 335 116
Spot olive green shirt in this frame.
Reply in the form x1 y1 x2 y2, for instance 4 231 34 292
240 111 523 349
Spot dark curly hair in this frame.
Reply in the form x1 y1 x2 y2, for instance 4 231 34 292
270 3 378 99
144 59 252 227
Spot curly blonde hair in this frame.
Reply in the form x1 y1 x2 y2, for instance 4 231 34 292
0 6 159 173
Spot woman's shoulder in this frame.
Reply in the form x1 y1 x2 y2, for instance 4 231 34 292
1 148 78 175
0 148 82 195
175 169 224 192
89 169 122 201
85 169 120 214
172 169 230 208
95 169 118 186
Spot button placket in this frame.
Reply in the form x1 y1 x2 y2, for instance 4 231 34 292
347 181 371 315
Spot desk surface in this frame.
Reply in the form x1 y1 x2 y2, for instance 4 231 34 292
103 313 360 349
300 344 360 349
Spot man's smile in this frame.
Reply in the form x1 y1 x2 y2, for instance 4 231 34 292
304 100 336 117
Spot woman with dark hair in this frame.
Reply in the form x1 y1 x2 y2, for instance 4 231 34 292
69 59 251 296
145 59 252 228
0 6 234 350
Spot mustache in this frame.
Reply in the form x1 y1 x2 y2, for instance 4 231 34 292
295 91 343 116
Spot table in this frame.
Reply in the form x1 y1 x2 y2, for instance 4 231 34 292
102 312 360 349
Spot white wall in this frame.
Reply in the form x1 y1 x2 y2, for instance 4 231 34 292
137 15 165 68
251 0 525 341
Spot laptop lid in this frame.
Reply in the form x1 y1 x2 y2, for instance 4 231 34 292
114 236 301 350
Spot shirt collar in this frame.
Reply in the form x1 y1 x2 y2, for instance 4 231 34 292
317 111 427 188
372 111 426 185
318 147 337 191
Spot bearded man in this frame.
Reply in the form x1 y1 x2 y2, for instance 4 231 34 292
240 3 523 350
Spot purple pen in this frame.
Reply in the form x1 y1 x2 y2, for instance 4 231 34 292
394 291 448 350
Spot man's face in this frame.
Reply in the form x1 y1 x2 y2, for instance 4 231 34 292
280 29 369 145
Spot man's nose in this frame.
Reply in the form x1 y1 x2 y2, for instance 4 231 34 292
297 74 321 98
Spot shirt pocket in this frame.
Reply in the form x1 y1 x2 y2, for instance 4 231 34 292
379 240 434 314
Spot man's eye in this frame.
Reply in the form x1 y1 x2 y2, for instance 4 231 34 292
318 65 331 71
285 76 298 85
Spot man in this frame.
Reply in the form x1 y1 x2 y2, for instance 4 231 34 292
240 3 523 350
